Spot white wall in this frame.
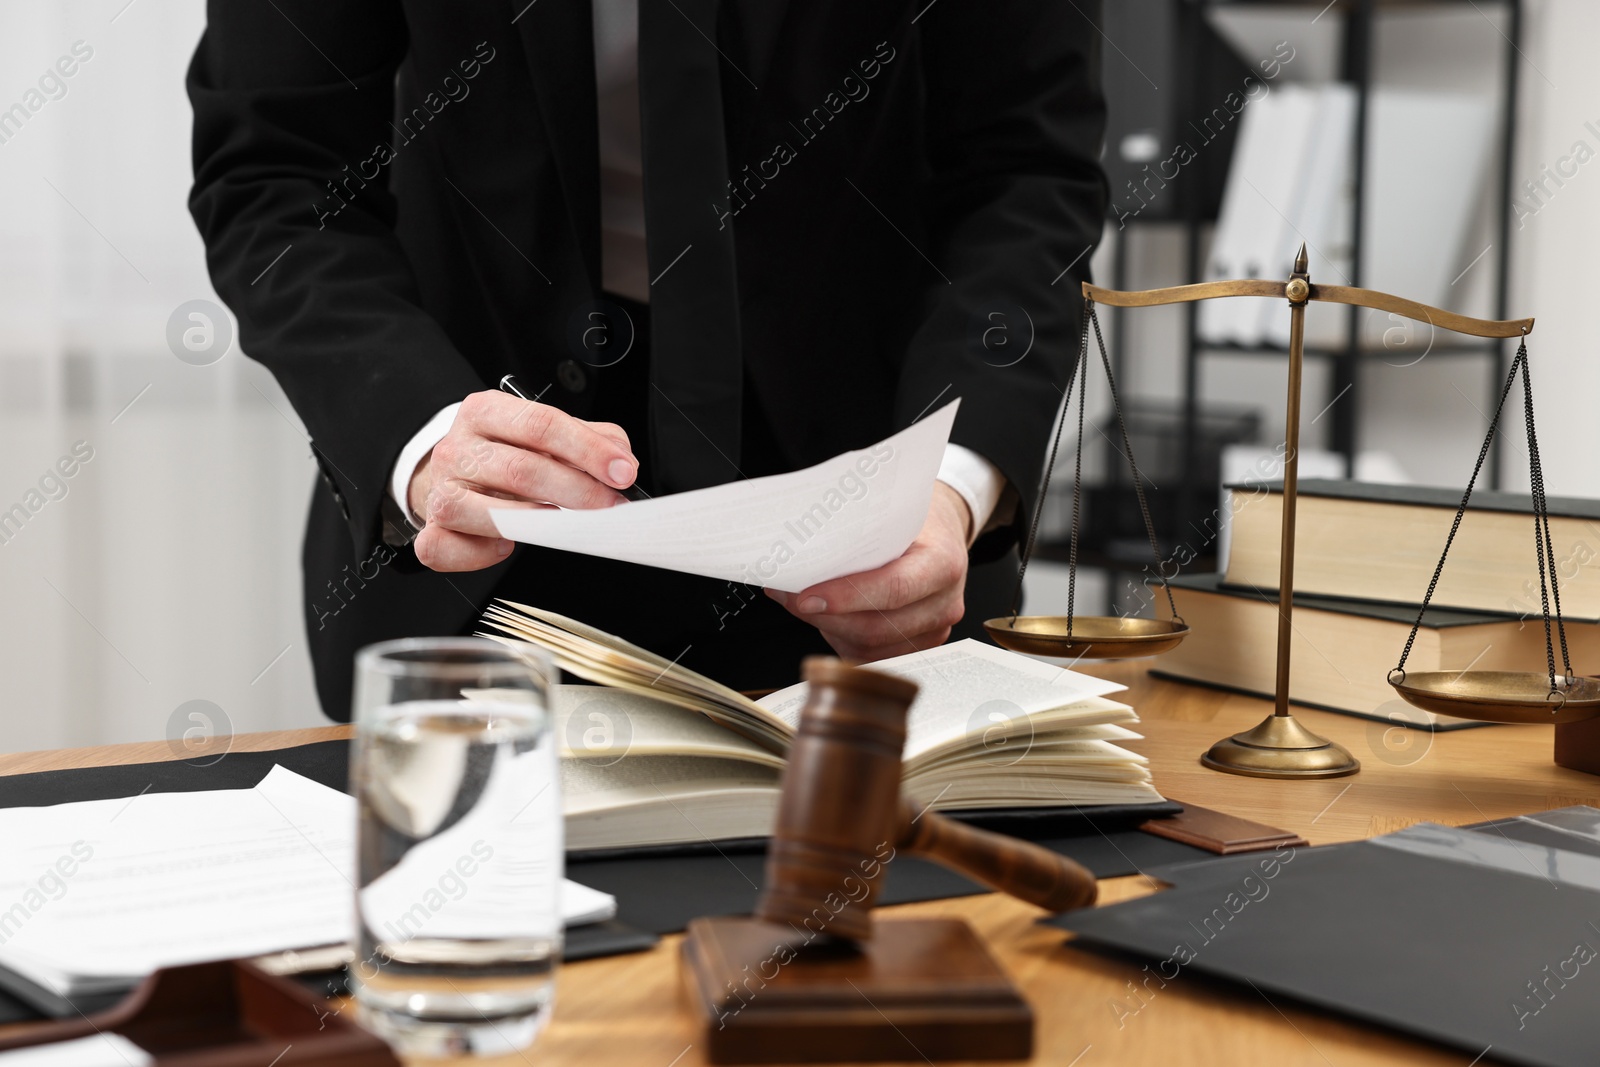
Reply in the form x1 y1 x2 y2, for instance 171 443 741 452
0 2 322 753
1507 0 1600 497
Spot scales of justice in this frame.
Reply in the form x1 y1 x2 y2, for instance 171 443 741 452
985 244 1600 780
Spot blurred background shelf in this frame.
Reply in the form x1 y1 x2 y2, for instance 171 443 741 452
1033 0 1524 617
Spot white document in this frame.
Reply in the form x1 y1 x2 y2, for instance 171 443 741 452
0 1035 152 1067
491 401 960 593
359 743 571 942
0 766 612 998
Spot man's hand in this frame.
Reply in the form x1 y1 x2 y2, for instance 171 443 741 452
410 390 638 572
767 481 973 662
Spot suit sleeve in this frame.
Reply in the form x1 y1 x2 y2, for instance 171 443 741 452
907 0 1108 560
187 1 485 560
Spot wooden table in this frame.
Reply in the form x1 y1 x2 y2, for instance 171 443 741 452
3 666 1595 1066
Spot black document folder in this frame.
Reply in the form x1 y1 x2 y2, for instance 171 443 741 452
569 817 1201 937
0 741 352 807
1053 814 1600 1067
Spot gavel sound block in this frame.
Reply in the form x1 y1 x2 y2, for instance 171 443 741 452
681 659 1099 1064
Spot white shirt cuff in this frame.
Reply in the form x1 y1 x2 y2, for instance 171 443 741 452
390 402 462 529
937 444 1008 546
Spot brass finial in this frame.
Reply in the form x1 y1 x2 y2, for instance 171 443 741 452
1293 242 1309 275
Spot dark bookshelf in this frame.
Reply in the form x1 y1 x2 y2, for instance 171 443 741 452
1163 0 1520 492
1057 0 1524 614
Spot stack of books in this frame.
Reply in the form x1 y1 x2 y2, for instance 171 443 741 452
1153 480 1600 727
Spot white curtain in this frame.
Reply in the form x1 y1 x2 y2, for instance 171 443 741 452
0 1 323 751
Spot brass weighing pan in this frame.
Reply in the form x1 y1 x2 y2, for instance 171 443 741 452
1389 670 1600 725
984 616 1189 660
1383 332 1593 731
994 299 1189 664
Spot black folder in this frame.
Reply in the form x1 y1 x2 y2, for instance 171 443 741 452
1051 814 1600 1067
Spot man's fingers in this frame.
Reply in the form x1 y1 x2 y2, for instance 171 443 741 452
769 481 971 662
433 440 628 512
807 589 965 651
587 421 632 452
425 485 554 539
458 390 637 489
785 542 957 616
413 524 515 573
771 539 965 658
820 626 954 664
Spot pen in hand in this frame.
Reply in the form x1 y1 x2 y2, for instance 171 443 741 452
498 375 650 501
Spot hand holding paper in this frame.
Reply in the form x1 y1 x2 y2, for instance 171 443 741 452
412 390 641 572
490 401 960 594
767 480 973 661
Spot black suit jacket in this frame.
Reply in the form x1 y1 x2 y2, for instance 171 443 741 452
187 0 1107 720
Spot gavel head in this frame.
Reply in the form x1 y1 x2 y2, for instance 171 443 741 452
754 657 918 942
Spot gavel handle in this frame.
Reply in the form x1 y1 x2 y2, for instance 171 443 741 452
896 799 1098 913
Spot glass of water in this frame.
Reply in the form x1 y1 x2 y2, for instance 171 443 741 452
350 637 561 1058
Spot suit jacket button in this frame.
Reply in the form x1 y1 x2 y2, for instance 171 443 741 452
557 359 588 392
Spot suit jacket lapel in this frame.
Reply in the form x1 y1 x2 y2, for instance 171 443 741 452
512 0 601 289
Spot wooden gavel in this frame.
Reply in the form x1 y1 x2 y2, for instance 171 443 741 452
755 658 1098 942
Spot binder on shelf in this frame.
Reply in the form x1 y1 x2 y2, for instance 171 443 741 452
1203 84 1495 354
1200 86 1318 347
1262 84 1357 349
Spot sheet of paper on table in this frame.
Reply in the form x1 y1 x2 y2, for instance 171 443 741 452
0 766 613 1001
490 400 960 593
0 1034 152 1067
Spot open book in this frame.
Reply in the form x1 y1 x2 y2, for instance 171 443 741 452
483 603 1163 851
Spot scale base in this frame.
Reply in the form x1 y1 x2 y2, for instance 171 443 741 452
1202 713 1360 779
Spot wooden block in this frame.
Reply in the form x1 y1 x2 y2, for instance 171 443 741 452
1555 717 1600 776
1140 800 1308 854
0 960 399 1066
680 916 1032 1064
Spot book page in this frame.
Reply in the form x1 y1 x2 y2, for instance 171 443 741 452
562 756 780 850
907 730 1148 777
490 402 958 593
562 754 780 811
757 639 1128 761
903 769 1162 808
483 606 792 751
551 685 782 768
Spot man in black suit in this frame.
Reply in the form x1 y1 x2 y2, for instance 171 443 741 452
187 0 1107 721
